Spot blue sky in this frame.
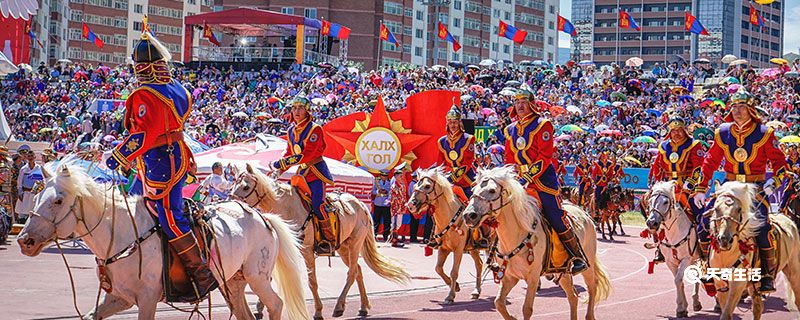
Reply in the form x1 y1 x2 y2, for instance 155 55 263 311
558 0 800 54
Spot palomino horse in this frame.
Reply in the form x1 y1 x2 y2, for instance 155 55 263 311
707 181 800 320
406 168 485 304
230 163 410 319
644 181 702 318
17 166 309 320
463 167 611 320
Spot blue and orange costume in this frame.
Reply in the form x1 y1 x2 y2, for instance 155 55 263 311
105 30 216 299
437 106 477 199
692 89 790 293
786 145 800 176
573 157 593 206
592 152 623 210
271 96 336 254
504 88 588 274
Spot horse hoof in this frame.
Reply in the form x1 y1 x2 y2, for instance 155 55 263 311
314 316 324 320
693 302 702 312
358 310 368 317
332 309 344 317
676 311 688 318
713 305 721 313
471 293 480 299
444 298 455 305
455 282 461 292
254 313 263 320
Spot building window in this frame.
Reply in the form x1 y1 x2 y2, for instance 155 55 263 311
280 7 294 15
549 5 555 14
134 4 142 13
415 29 423 39
416 10 423 20
403 26 412 36
415 46 422 56
454 1 462 10
493 9 499 18
453 18 460 28
384 2 403 16
547 36 553 45
504 11 510 20
304 8 316 19
548 21 554 30
133 21 143 31
492 42 498 52
503 44 509 54
452 53 459 60
404 8 413 17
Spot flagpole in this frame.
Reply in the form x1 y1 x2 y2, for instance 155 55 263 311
80 1 85 64
378 20 383 68
615 0 620 66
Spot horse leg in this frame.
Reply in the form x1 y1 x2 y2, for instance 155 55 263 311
751 285 764 320
672 260 689 318
227 274 258 320
604 214 614 241
557 275 579 320
84 292 133 320
616 213 626 236
333 244 356 317
435 248 454 302
469 249 483 299
445 247 465 304
719 282 746 320
582 265 599 320
523 277 542 320
495 276 520 320
354 264 370 317
784 267 800 312
692 283 703 312
135 291 160 320
304 249 324 320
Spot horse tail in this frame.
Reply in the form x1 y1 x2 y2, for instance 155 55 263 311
359 202 411 284
263 214 310 320
591 256 612 303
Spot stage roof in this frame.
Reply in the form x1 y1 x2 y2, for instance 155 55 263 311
184 8 306 28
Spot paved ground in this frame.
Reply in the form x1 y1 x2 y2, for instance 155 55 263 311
1 228 796 320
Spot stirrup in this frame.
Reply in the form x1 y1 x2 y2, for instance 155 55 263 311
315 240 336 256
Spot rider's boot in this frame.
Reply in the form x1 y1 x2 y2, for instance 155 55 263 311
558 229 589 275
759 246 778 293
654 248 666 263
170 231 218 300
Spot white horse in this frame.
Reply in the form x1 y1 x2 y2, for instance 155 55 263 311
230 163 410 319
707 181 800 320
406 168 485 304
463 167 611 320
17 165 309 320
644 181 702 318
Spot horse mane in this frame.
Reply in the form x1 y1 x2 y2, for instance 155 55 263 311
52 165 142 215
651 180 677 200
715 181 764 239
245 166 281 205
417 167 456 205
476 166 540 233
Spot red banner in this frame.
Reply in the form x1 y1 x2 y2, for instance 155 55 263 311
323 90 459 172
0 16 31 65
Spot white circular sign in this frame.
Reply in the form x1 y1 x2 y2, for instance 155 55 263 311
355 127 402 172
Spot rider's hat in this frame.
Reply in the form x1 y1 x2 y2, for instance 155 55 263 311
508 87 538 119
131 24 172 84
724 88 761 123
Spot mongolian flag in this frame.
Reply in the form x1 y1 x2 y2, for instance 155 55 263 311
619 10 640 31
25 23 43 49
557 15 577 36
203 23 220 46
684 12 709 35
498 20 527 44
321 20 351 40
749 4 765 27
379 23 399 46
437 22 461 52
81 23 104 48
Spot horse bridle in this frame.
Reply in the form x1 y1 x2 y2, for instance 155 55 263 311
708 193 749 237
234 173 269 206
28 195 108 243
471 178 511 219
648 191 678 231
414 176 445 208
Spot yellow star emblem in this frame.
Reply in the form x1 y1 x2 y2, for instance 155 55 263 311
126 139 140 152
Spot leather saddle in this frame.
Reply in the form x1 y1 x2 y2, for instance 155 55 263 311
523 189 576 274
146 198 216 303
290 175 341 256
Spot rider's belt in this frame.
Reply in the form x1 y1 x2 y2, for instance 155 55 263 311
298 156 323 170
726 173 765 183
152 131 185 149
670 172 689 179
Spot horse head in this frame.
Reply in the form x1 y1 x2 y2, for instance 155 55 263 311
230 163 274 208
709 181 761 251
464 166 537 232
645 181 680 232
406 167 450 216
18 166 86 256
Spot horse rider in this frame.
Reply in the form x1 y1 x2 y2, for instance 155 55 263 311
554 150 567 186
573 155 593 206
503 88 588 274
785 143 800 176
200 162 234 203
591 150 617 217
270 96 337 255
691 89 791 293
0 146 14 216
15 145 43 223
104 30 217 300
648 117 706 263
437 105 490 248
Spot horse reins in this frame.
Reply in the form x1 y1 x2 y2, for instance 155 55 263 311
235 174 269 207
416 176 464 245
471 179 511 218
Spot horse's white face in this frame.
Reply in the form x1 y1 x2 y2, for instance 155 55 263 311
407 173 436 215
464 177 503 228
230 172 261 206
646 187 676 231
18 167 79 257
710 195 742 251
